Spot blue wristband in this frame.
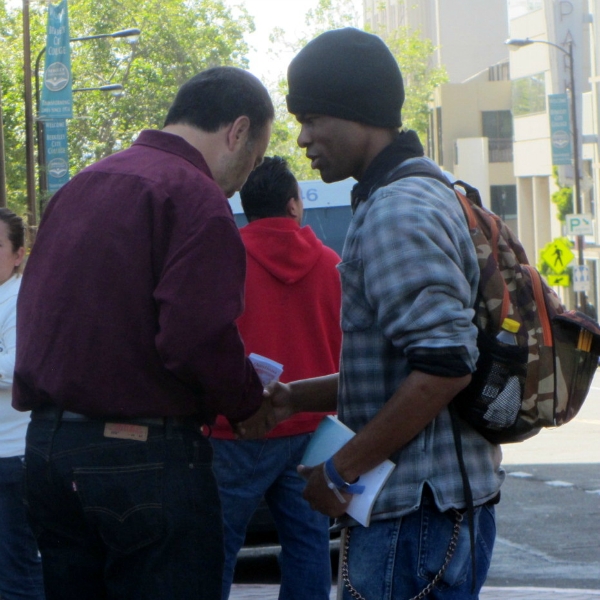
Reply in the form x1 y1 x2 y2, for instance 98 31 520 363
324 457 365 495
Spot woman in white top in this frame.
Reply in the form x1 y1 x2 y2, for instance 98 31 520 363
0 208 45 599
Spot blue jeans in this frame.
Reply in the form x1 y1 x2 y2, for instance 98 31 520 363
25 416 223 600
0 456 45 600
340 490 496 600
211 435 331 600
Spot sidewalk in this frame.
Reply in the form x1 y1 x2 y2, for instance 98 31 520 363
230 584 600 599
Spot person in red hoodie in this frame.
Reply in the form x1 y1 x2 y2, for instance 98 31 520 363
210 156 342 600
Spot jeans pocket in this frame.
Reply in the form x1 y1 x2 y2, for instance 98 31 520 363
73 462 165 555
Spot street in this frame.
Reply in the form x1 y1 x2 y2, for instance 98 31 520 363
233 370 600 593
487 370 600 589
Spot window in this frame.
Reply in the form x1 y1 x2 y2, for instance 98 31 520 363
490 185 517 220
482 111 513 162
488 61 510 82
512 73 546 117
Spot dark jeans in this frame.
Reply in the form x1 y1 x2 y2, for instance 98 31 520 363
0 456 45 600
24 416 223 600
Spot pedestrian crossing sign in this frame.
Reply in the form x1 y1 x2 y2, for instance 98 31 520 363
541 239 574 275
547 273 570 287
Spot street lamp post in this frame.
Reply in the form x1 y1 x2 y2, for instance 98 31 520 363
506 37 586 311
72 84 124 94
22 0 37 234
34 28 140 206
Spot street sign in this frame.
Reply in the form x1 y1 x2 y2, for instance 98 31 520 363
548 94 572 166
547 273 570 287
40 0 73 120
566 214 594 236
44 119 70 193
572 265 590 293
540 239 575 274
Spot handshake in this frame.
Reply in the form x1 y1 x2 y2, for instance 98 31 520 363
233 354 292 439
233 353 338 439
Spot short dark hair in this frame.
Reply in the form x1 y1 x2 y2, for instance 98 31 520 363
0 208 25 252
240 156 299 221
164 67 274 140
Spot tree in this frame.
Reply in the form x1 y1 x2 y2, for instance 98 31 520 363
1 3 31 214
384 27 448 140
0 0 254 218
551 166 573 222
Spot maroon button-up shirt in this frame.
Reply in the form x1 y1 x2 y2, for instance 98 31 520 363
13 130 263 422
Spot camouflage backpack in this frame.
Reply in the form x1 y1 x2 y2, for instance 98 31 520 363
450 180 600 443
388 159 600 444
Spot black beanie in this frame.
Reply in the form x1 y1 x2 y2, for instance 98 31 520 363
286 28 404 128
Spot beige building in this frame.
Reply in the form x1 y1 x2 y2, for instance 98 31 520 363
363 0 510 83
429 64 517 233
508 0 598 310
365 1 517 245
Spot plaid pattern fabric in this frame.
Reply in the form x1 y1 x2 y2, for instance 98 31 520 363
337 158 504 522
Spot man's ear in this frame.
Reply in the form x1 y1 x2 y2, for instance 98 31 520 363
286 197 301 220
226 115 251 151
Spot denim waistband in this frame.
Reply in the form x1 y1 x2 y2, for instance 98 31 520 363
31 405 204 431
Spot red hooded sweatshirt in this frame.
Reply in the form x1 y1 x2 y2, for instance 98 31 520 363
211 217 342 438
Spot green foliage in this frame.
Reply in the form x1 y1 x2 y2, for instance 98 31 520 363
551 166 573 222
0 0 451 215
0 4 29 215
384 27 448 140
0 0 254 219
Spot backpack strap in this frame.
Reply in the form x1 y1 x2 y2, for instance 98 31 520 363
524 264 554 347
449 403 477 593
453 188 511 325
382 161 513 325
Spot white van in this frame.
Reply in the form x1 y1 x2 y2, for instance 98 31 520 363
229 178 354 255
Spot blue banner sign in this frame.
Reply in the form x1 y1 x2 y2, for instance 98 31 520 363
548 93 572 166
40 0 73 120
44 119 70 192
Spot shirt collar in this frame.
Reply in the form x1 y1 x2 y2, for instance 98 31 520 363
133 129 212 177
351 130 424 211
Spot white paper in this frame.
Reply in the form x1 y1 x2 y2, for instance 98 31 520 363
248 353 283 387
301 415 395 527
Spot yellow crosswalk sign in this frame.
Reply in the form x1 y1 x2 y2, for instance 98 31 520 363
547 273 570 287
541 239 574 274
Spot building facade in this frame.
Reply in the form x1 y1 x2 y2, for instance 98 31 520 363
508 0 598 310
363 0 510 83
429 64 517 234
366 0 600 312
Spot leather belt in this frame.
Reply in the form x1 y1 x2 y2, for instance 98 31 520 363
31 406 202 430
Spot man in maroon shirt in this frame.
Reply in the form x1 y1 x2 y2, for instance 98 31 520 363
13 67 273 600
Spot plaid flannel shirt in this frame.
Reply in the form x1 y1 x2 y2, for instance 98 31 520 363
338 157 504 523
